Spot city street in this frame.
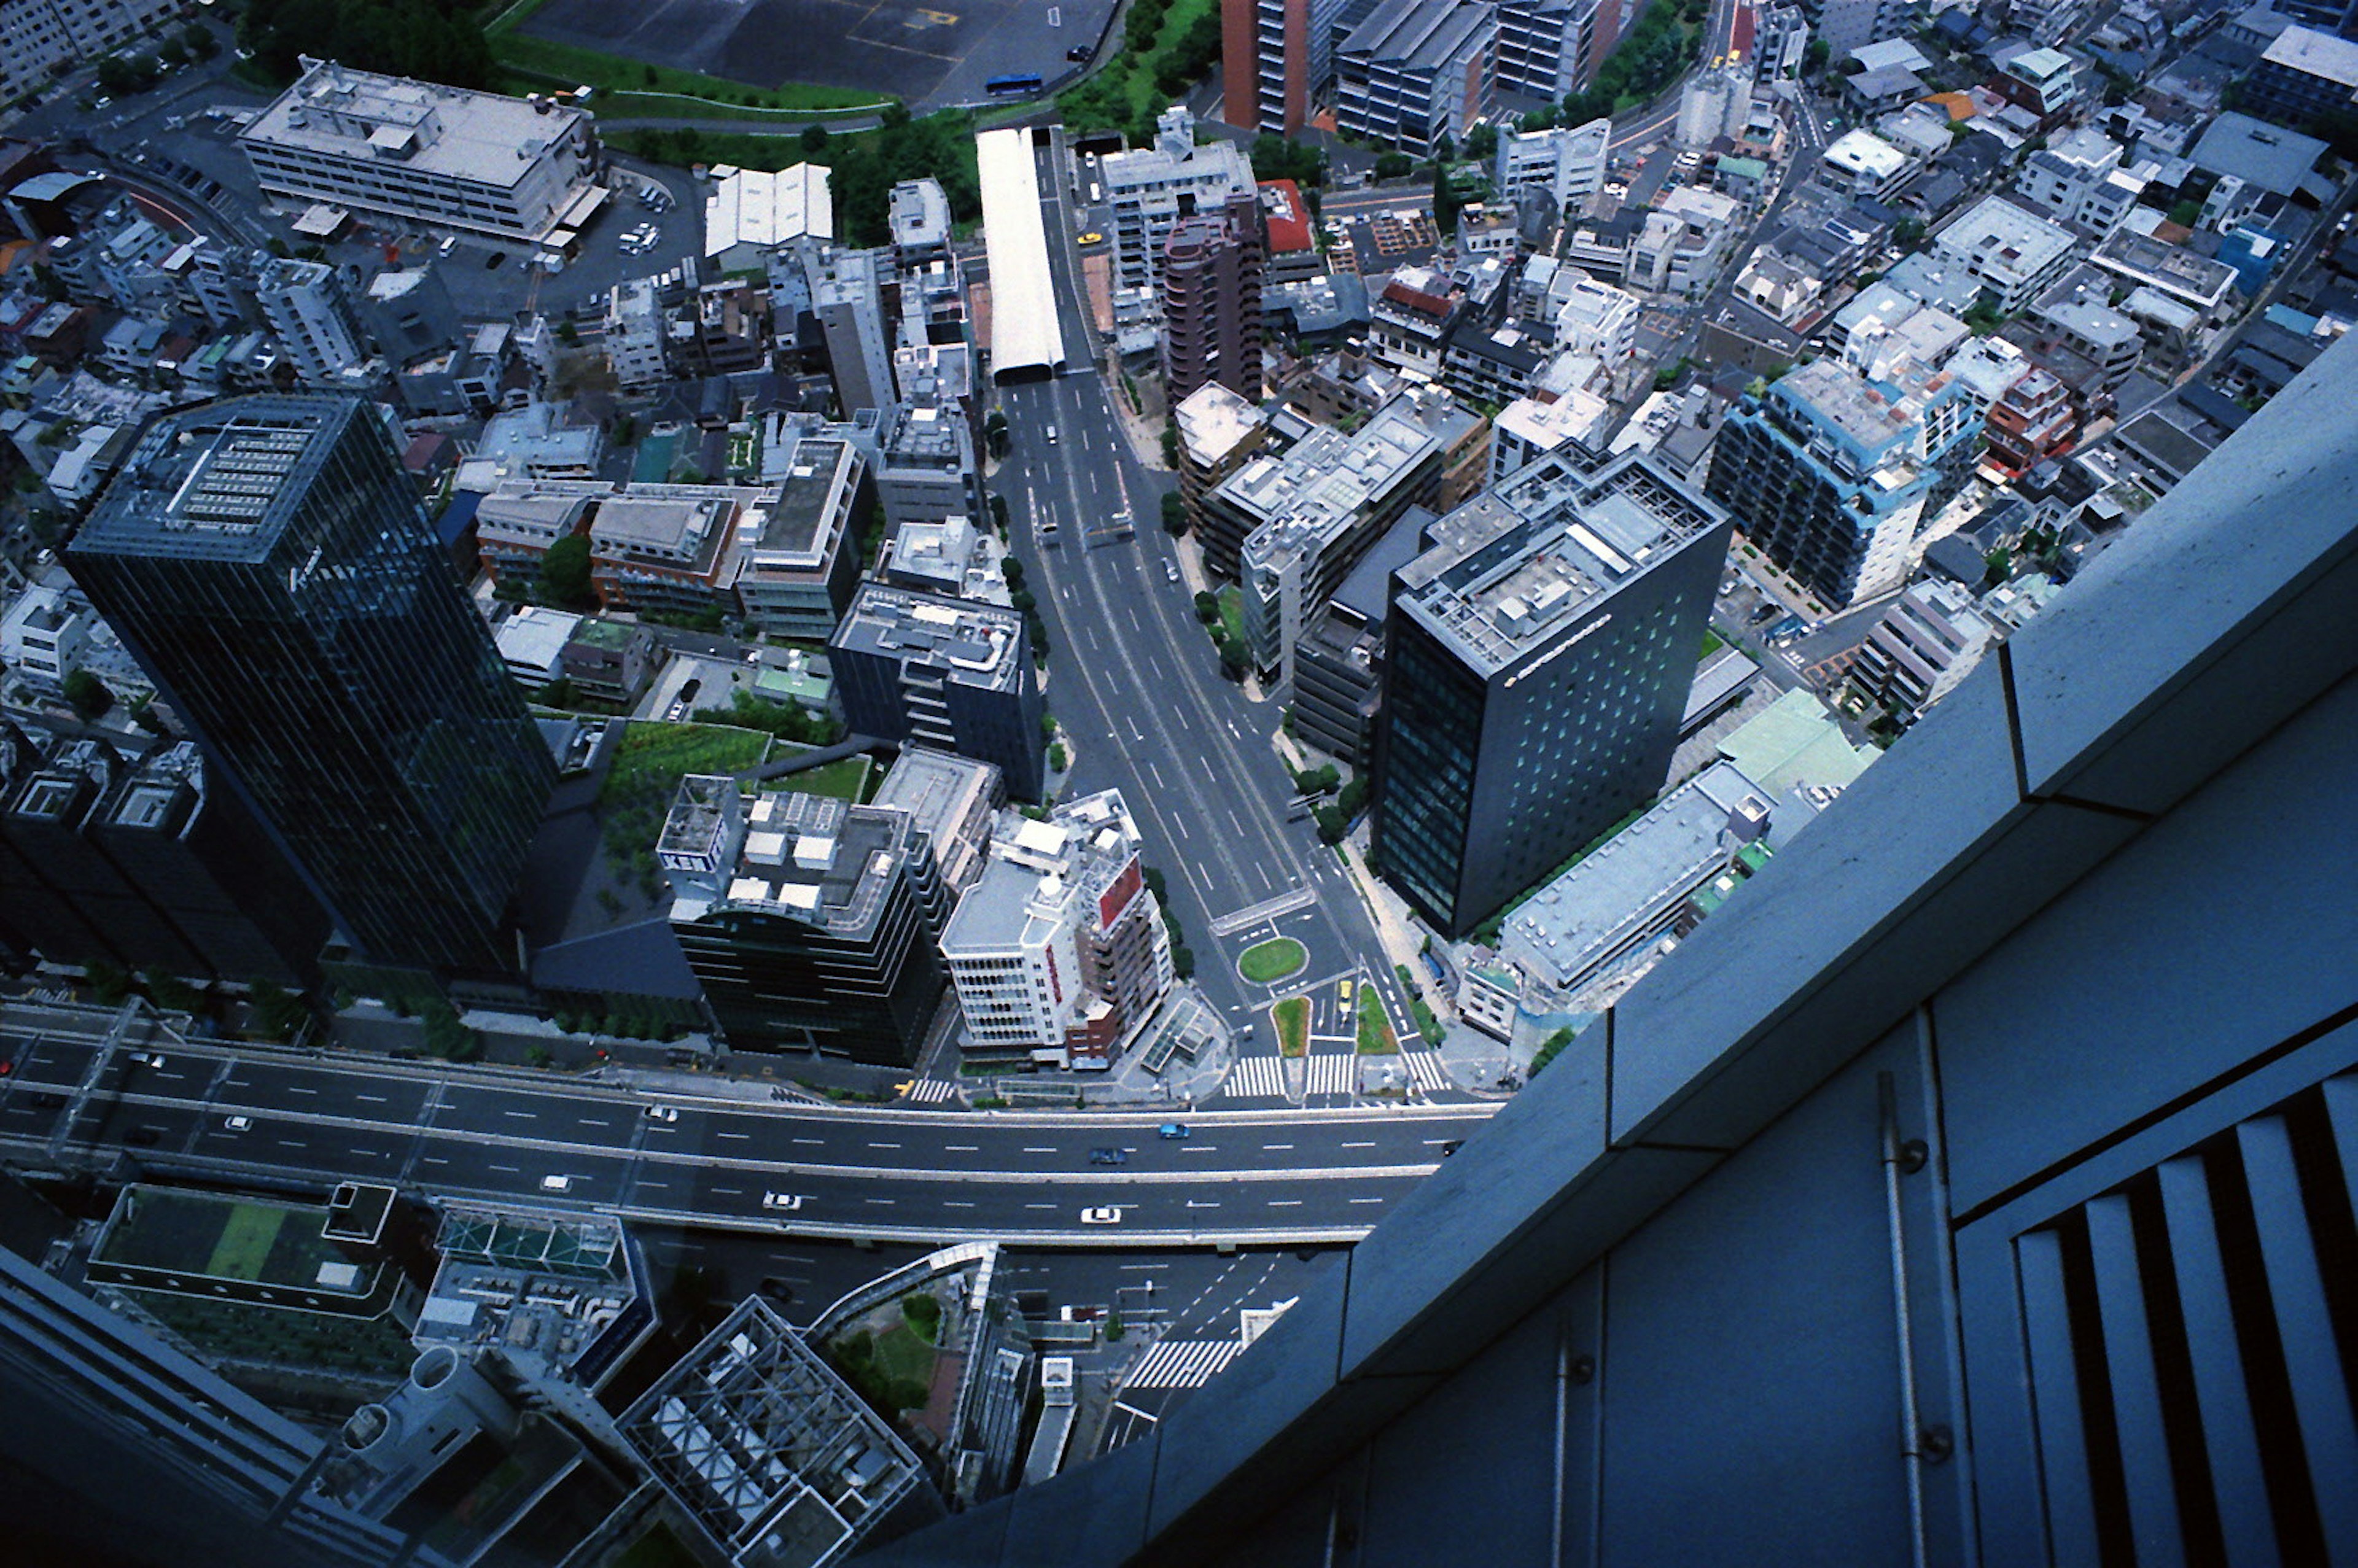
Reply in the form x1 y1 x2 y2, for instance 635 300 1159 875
975 133 1439 1107
0 1002 1493 1247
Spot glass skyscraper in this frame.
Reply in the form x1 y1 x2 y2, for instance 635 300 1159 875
69 395 554 974
1372 452 1731 937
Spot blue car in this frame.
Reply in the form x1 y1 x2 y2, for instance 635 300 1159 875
1158 1122 1189 1140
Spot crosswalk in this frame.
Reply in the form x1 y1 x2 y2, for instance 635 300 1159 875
1402 1050 1452 1093
1223 1054 1291 1098
1125 1338 1242 1389
900 1079 959 1104
1302 1053 1356 1096
1223 1052 1363 1100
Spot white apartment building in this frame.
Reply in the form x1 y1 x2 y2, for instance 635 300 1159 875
1931 195 2079 313
0 581 92 693
1494 117 1612 214
604 276 668 389
1 0 181 107
252 257 368 387
1552 273 1640 362
2014 126 2146 235
239 58 602 243
941 791 1172 1068
1102 107 1256 292
1676 64 1754 147
1820 128 1916 201
1490 389 1611 483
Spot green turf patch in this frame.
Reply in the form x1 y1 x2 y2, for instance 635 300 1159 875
1355 987 1399 1055
1238 937 1307 984
206 1203 287 1282
872 1319 938 1388
772 754 871 801
1272 995 1310 1059
490 29 881 114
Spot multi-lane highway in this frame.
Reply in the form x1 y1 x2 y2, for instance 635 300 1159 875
980 131 1433 1085
0 1003 1492 1246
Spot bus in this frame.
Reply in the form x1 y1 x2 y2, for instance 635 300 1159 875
986 72 1044 96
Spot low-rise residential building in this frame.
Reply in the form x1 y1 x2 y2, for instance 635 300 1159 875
1847 576 1998 722
734 433 867 638
473 477 605 589
1258 180 1323 285
558 617 655 705
588 483 765 621
494 605 582 690
874 403 983 535
2013 126 2143 234
1175 381 1272 542
2088 231 2241 323
1821 129 1916 201
239 58 602 243
702 162 833 273
661 777 952 1065
1495 118 1613 215
1930 195 2079 312
1983 363 2079 478
1992 45 2082 122
1551 273 1641 363
0 581 93 693
941 790 1172 1069
1490 389 1613 483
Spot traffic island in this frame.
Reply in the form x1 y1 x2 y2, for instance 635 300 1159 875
1272 995 1310 1058
1237 937 1307 985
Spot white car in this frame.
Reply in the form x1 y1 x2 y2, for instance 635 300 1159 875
437 235 457 257
130 1052 165 1068
761 1191 805 1211
540 1175 574 1192
224 1115 252 1132
644 1104 679 1122
1080 1206 1123 1225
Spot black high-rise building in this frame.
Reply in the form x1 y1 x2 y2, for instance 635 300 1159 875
1372 452 1730 937
69 396 555 974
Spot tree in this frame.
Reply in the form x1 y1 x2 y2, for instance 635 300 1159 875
422 999 481 1063
537 534 595 608
181 21 220 60
248 980 308 1042
1892 217 1925 249
1373 151 1415 180
63 669 113 721
556 319 579 344
535 676 578 708
1983 547 2013 587
1172 946 1196 979
801 123 830 155
985 409 1009 457
1431 160 1461 236
1161 491 1188 535
1313 803 1346 844
144 971 204 1015
158 38 190 68
1337 775 1368 818
1002 556 1025 586
989 492 1010 534
1804 37 1831 75
1216 634 1250 680
1159 425 1179 467
96 56 157 97
1530 1026 1574 1078
1463 122 1499 162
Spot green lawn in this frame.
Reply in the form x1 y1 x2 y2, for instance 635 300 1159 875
1355 988 1399 1055
769 755 870 801
872 1320 938 1388
1216 586 1245 647
1272 995 1310 1059
598 721 769 809
1238 937 1307 984
206 1204 285 1281
1701 628 1725 659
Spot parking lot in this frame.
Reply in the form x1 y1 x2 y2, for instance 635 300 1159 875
517 0 1119 110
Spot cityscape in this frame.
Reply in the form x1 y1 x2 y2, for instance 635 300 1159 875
0 0 2351 1560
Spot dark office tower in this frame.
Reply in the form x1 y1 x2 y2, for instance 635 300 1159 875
93 743 333 988
7 739 210 977
1372 451 1731 938
69 396 556 974
1161 191 1264 406
660 778 951 1066
830 583 1046 802
0 721 120 968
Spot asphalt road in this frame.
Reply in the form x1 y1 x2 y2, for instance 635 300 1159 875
975 131 1431 1096
0 1004 1492 1247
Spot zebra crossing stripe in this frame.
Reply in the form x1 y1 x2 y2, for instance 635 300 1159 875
1403 1051 1451 1092
1303 1054 1355 1095
901 1079 958 1103
1223 1055 1290 1098
1126 1339 1242 1389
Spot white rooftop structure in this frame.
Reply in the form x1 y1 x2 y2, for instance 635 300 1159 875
2261 21 2358 90
493 606 581 687
1821 129 1913 193
703 164 834 265
975 128 1067 383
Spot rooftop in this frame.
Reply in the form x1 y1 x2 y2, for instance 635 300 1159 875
1823 129 1912 180
1175 382 1267 468
1779 356 1958 451
2261 21 2358 88
1229 398 1442 573
242 57 586 192
704 163 834 257
74 395 370 562
2190 111 2326 195
91 1185 387 1300
833 583 1027 693
666 777 917 936
1258 180 1315 254
1716 686 1877 795
1395 451 1727 675
1934 193 2076 280
1500 760 1775 994
747 438 857 566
